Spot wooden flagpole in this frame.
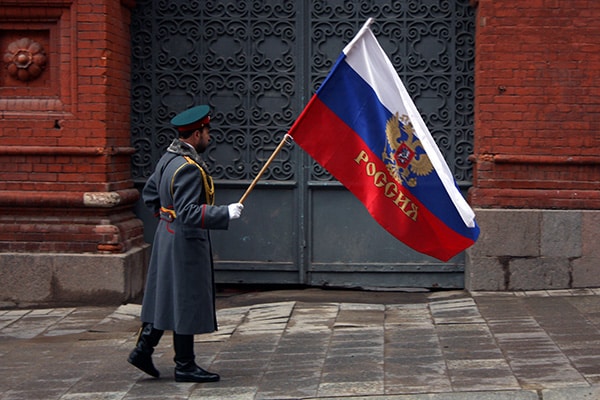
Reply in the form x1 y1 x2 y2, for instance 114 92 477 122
238 134 292 204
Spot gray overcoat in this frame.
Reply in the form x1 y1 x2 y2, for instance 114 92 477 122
140 148 229 335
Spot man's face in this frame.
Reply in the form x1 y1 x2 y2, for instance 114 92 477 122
195 126 210 153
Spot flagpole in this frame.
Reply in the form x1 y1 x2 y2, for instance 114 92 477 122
238 134 292 204
343 18 375 55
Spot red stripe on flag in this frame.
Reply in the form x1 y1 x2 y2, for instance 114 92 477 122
290 96 474 261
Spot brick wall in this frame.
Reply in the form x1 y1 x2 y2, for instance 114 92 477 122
469 0 600 209
0 0 143 254
466 0 600 292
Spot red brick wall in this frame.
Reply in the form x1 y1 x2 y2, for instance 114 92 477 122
469 0 600 209
0 0 143 253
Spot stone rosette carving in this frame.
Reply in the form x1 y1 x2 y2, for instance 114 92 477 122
3 38 47 82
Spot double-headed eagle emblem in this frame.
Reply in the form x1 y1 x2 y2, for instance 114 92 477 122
382 112 433 187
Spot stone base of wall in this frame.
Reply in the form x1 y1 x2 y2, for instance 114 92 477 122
0 244 150 308
465 209 600 291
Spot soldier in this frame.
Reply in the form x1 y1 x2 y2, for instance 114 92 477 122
128 105 244 383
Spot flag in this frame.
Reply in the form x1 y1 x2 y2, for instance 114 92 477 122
288 19 479 262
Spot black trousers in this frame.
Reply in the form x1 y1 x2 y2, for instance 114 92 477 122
173 332 195 362
142 323 195 362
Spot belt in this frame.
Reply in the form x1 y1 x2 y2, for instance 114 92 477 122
159 206 176 222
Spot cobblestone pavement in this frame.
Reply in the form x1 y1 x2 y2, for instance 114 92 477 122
2 289 600 399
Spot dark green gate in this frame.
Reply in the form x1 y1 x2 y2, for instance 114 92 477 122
130 0 475 289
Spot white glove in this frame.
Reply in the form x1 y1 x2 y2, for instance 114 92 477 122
228 203 244 220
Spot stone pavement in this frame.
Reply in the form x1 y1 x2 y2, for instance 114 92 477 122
2 288 600 399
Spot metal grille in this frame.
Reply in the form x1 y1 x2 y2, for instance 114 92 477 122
307 1 475 182
130 0 475 288
131 0 475 185
131 0 298 183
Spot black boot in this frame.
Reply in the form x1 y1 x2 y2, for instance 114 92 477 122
128 323 164 378
173 333 220 383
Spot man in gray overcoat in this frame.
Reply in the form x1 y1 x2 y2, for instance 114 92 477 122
128 105 244 383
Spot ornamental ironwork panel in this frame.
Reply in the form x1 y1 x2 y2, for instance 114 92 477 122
130 0 297 183
307 0 475 182
131 0 475 186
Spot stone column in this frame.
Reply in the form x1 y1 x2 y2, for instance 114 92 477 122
0 0 149 307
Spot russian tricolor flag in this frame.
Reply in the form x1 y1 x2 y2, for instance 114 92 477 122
288 19 479 262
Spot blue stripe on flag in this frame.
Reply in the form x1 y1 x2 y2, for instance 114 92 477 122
317 56 389 155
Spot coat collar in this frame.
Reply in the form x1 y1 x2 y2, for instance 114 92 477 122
167 138 209 172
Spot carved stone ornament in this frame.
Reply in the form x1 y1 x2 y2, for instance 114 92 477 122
3 38 47 82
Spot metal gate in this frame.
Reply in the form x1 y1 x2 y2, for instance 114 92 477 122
130 0 475 289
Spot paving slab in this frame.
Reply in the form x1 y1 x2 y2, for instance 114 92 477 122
1 289 600 399
318 392 540 400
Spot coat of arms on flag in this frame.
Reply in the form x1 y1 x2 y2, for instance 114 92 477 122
383 112 434 188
